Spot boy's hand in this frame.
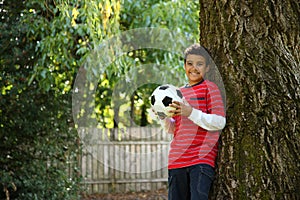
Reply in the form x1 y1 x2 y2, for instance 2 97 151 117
169 100 192 117
150 108 167 120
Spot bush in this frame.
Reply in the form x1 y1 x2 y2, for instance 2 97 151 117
1 1 82 199
0 86 82 200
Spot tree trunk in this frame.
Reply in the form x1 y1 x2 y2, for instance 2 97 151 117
140 103 148 126
199 0 300 199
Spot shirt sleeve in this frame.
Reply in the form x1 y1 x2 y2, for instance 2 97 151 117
188 108 226 131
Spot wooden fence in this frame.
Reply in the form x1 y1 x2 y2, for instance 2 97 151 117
78 127 172 194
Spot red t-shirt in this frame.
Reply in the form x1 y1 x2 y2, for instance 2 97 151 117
168 80 225 169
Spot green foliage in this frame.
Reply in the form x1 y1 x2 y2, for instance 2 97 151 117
0 0 122 198
0 48 81 199
97 0 200 128
65 0 200 129
121 0 199 37
0 88 81 200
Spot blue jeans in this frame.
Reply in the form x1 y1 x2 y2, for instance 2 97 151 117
168 164 215 200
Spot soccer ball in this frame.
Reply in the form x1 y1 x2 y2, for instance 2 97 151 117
150 84 183 118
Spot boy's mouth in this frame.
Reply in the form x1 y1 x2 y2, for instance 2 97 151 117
189 71 200 75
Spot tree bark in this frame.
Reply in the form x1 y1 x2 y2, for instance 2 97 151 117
199 0 300 199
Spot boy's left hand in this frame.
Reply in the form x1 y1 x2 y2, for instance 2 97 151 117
169 100 192 117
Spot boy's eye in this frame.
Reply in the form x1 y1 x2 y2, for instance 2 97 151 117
196 62 205 67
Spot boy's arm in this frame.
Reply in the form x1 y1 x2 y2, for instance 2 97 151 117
169 101 225 131
159 117 175 134
170 86 226 131
188 108 226 131
149 108 175 134
188 83 226 131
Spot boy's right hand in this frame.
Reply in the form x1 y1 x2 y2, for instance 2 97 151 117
169 99 193 117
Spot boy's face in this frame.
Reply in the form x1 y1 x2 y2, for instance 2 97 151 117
184 54 209 85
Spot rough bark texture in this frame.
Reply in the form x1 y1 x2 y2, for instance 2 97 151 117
199 0 300 199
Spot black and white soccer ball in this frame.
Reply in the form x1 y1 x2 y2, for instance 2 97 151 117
150 84 183 118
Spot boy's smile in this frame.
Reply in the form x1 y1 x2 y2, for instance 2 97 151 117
184 54 210 86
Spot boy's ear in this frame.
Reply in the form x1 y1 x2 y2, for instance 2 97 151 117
205 65 210 72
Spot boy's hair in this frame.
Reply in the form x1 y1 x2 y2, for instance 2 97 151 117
184 43 211 65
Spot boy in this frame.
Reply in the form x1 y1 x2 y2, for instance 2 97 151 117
160 43 226 200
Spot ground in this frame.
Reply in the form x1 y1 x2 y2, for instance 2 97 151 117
81 189 168 200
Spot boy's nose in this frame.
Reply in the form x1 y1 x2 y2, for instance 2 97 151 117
190 64 200 70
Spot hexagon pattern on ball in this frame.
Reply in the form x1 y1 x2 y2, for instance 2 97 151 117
150 84 183 118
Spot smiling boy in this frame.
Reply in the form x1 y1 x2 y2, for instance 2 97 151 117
163 43 226 200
